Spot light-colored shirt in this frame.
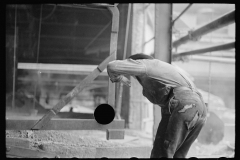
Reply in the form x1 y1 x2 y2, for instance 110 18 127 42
107 58 198 107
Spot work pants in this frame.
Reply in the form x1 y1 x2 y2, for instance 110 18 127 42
150 88 208 158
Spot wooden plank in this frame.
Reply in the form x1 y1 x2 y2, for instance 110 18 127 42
31 52 116 130
6 144 60 158
6 119 125 130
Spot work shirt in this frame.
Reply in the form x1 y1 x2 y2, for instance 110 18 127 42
107 58 199 108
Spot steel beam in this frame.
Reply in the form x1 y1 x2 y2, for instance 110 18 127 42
107 6 119 109
154 4 172 62
173 42 235 59
153 4 172 142
173 10 235 48
7 119 125 130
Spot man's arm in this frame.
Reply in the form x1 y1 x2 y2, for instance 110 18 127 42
107 59 146 86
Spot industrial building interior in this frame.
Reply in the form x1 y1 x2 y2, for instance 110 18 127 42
6 3 235 158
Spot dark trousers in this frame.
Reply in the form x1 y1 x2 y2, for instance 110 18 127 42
150 89 208 158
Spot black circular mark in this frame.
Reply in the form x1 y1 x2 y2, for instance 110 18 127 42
94 104 115 125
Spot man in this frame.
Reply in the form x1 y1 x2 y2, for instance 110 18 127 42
107 53 208 158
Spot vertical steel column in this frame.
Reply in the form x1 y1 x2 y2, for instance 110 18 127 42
115 3 132 119
12 9 18 109
107 6 119 108
154 4 172 62
153 4 172 141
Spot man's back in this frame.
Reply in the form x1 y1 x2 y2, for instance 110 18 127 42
107 58 198 106
138 59 194 88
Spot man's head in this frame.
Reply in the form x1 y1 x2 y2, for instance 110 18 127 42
128 53 154 60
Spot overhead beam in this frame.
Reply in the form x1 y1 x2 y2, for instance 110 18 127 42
173 10 235 48
172 42 235 59
6 119 125 130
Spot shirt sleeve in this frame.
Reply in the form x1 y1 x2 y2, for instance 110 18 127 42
107 59 147 82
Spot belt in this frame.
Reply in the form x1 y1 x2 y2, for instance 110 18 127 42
174 86 206 105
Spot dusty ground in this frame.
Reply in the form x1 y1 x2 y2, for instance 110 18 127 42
6 130 135 157
6 112 234 158
6 129 234 158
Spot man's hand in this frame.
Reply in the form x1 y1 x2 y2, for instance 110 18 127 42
120 76 131 87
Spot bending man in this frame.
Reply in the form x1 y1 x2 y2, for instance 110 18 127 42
107 53 208 158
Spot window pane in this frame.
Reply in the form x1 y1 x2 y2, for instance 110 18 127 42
6 4 112 118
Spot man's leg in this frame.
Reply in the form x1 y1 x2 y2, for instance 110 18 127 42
173 118 206 158
162 98 203 158
150 114 170 158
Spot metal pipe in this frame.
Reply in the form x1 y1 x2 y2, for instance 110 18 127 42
173 42 235 59
115 3 132 120
173 10 235 48
172 3 193 25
